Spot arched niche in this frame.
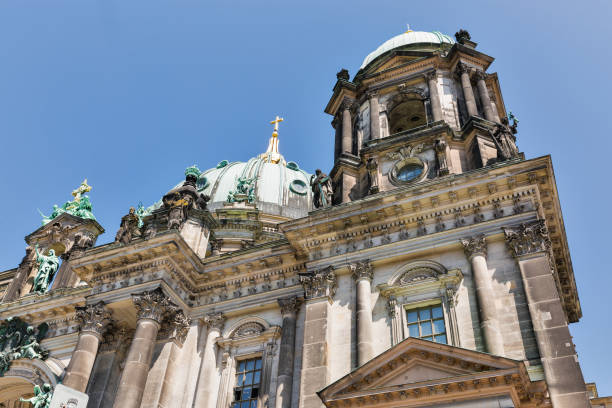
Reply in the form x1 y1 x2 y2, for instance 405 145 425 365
0 358 58 406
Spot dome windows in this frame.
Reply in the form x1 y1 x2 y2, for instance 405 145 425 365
289 179 308 195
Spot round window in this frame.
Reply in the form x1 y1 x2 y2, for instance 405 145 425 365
289 179 308 195
397 164 423 182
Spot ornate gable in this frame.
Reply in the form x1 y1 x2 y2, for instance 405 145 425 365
318 338 550 407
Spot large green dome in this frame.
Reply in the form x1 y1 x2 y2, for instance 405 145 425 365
360 30 455 70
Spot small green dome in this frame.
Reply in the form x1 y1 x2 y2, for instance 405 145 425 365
360 30 455 70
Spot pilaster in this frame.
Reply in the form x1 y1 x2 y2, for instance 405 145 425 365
504 220 590 408
350 260 374 366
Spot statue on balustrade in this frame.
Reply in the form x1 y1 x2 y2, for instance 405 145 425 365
490 115 520 161
32 245 60 294
115 207 142 244
310 169 333 208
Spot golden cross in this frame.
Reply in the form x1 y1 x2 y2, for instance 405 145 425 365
72 179 92 202
270 116 284 136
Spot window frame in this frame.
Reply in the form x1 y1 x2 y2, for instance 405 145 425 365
232 356 264 408
402 300 448 344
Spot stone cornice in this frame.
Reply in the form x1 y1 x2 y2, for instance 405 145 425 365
0 286 90 324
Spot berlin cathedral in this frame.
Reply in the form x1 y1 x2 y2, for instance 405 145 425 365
1 28 609 408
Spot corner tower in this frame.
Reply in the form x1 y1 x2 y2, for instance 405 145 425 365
326 29 512 203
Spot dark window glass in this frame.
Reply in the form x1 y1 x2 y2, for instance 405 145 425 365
405 304 447 344
397 164 423 182
233 357 262 407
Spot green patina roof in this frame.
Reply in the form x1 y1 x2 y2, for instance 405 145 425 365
360 30 455 70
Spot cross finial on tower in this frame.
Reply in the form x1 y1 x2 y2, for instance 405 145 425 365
405 24 413 33
270 116 284 137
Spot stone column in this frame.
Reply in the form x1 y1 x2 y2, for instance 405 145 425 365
350 260 374 366
112 288 176 408
504 221 590 408
341 100 353 154
461 235 505 356
425 70 443 122
276 297 302 408
192 312 226 408
455 62 478 118
298 267 336 408
332 117 341 162
63 302 112 392
474 70 496 122
367 92 381 140
157 311 192 408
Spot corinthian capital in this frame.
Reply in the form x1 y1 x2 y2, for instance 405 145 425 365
204 312 226 331
132 288 177 324
503 220 551 258
168 310 191 345
75 301 112 337
299 266 337 300
350 260 373 283
278 296 302 315
460 235 487 259
454 62 471 77
474 70 488 81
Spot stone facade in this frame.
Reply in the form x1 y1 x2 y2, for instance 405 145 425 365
0 28 603 408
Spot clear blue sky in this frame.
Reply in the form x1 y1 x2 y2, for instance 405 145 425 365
1 0 610 395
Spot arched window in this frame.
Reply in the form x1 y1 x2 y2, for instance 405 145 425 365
387 89 428 135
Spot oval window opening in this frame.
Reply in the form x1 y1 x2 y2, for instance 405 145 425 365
397 164 423 182
290 179 308 195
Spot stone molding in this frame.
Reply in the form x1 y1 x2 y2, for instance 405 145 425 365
503 219 551 258
423 69 437 81
204 311 226 331
350 260 373 283
131 288 177 324
299 266 337 300
277 296 302 315
460 234 488 259
74 301 112 338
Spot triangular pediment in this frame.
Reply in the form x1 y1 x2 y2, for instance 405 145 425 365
26 212 104 243
320 337 525 400
360 51 435 77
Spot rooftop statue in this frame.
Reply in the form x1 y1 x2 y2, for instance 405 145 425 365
228 176 257 204
40 179 96 225
115 207 142 245
310 169 333 208
490 115 520 161
135 202 151 228
20 383 53 408
32 245 60 294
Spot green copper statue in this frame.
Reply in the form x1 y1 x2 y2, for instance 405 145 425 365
135 202 151 228
227 176 257 204
40 179 96 225
32 245 59 294
20 383 53 408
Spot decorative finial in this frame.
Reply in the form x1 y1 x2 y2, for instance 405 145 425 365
263 116 284 164
185 164 202 179
336 69 350 81
455 29 471 44
405 24 413 33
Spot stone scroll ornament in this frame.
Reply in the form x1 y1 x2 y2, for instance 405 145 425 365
38 179 96 225
310 169 333 208
20 383 53 408
0 317 49 377
32 244 60 294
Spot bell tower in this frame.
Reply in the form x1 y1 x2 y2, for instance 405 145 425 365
325 29 519 204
